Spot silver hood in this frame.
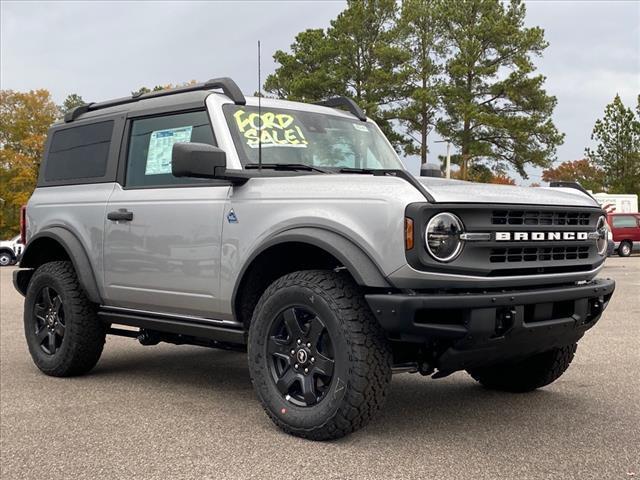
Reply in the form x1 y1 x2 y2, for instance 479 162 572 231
417 177 600 208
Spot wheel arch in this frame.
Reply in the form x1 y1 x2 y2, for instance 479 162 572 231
232 227 391 328
0 247 16 258
18 228 102 303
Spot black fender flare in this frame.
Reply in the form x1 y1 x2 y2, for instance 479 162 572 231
232 227 391 306
19 227 102 303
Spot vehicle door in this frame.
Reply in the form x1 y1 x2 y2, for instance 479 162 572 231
103 109 230 317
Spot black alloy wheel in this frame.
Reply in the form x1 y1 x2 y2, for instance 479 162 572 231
24 261 105 377
267 306 335 407
33 286 66 355
248 270 392 440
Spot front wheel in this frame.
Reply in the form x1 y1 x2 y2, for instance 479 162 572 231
618 241 632 257
248 270 392 440
467 344 577 393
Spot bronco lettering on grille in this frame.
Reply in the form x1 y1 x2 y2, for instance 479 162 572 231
495 232 589 241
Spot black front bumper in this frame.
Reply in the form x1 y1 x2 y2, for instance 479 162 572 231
366 278 615 372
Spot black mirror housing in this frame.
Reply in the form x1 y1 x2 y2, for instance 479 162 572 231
172 142 227 179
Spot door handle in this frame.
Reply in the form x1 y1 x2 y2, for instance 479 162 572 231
107 209 134 221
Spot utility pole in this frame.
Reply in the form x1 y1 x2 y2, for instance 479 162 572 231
445 141 451 179
434 139 452 179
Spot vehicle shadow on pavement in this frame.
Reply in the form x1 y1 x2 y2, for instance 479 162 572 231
89 343 590 440
368 376 584 439
91 344 253 393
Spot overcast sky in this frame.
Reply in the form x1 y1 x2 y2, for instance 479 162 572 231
1 0 638 183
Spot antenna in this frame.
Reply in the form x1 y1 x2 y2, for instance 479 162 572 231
257 40 263 172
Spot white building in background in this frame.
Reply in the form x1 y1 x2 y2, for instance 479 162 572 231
591 193 638 213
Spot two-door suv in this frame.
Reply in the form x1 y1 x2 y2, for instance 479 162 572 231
13 78 615 440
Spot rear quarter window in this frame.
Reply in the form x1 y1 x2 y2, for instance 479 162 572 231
44 121 114 181
611 216 638 228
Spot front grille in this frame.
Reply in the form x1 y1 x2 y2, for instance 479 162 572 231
405 204 602 278
489 246 590 263
492 210 591 226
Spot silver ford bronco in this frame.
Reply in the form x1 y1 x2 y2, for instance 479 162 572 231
13 78 615 440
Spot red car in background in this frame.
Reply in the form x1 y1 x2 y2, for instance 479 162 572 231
607 213 640 257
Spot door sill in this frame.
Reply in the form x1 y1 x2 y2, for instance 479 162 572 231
98 306 245 345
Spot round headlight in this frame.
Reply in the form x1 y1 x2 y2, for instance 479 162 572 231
596 216 608 255
425 212 464 262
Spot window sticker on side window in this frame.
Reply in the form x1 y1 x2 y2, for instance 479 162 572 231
353 123 369 132
233 109 308 149
145 126 193 175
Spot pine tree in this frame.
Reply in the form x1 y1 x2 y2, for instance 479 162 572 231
437 0 563 179
264 29 344 101
395 0 445 163
586 94 640 196
265 0 409 148
59 93 85 115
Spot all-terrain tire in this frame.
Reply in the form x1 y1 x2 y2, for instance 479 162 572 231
24 261 106 377
467 343 577 393
248 270 392 440
618 241 632 257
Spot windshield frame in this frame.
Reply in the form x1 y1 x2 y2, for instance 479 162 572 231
222 103 405 172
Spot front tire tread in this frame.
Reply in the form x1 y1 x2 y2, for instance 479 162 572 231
249 270 392 440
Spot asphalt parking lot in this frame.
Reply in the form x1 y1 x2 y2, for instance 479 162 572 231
1 258 638 480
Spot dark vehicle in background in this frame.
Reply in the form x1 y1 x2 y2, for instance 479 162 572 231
607 213 640 257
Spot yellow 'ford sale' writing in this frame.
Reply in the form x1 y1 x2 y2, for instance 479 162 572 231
233 110 308 149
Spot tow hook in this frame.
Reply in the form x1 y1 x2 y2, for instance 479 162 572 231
495 307 517 337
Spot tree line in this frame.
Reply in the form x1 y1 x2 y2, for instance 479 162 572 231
265 0 564 181
265 0 638 193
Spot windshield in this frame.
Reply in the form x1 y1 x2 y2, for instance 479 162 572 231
223 105 404 170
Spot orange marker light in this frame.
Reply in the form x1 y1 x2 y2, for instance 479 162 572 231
405 218 414 250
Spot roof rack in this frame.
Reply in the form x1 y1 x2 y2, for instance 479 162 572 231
314 97 367 121
64 77 246 123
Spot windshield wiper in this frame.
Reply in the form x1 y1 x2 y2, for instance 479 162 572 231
245 163 332 174
337 167 378 174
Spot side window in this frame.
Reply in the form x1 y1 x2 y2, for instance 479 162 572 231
612 216 637 228
45 121 113 181
125 111 215 188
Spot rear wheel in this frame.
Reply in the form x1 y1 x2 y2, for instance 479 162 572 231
248 270 392 440
24 261 106 377
618 241 632 257
467 344 577 393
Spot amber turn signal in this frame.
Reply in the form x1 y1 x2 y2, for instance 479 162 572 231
405 218 414 250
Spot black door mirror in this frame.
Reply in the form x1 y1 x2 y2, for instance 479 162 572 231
172 142 226 179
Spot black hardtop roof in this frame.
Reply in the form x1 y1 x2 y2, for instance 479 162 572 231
63 77 245 124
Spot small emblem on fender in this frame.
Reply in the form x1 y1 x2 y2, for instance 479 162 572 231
227 209 238 224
